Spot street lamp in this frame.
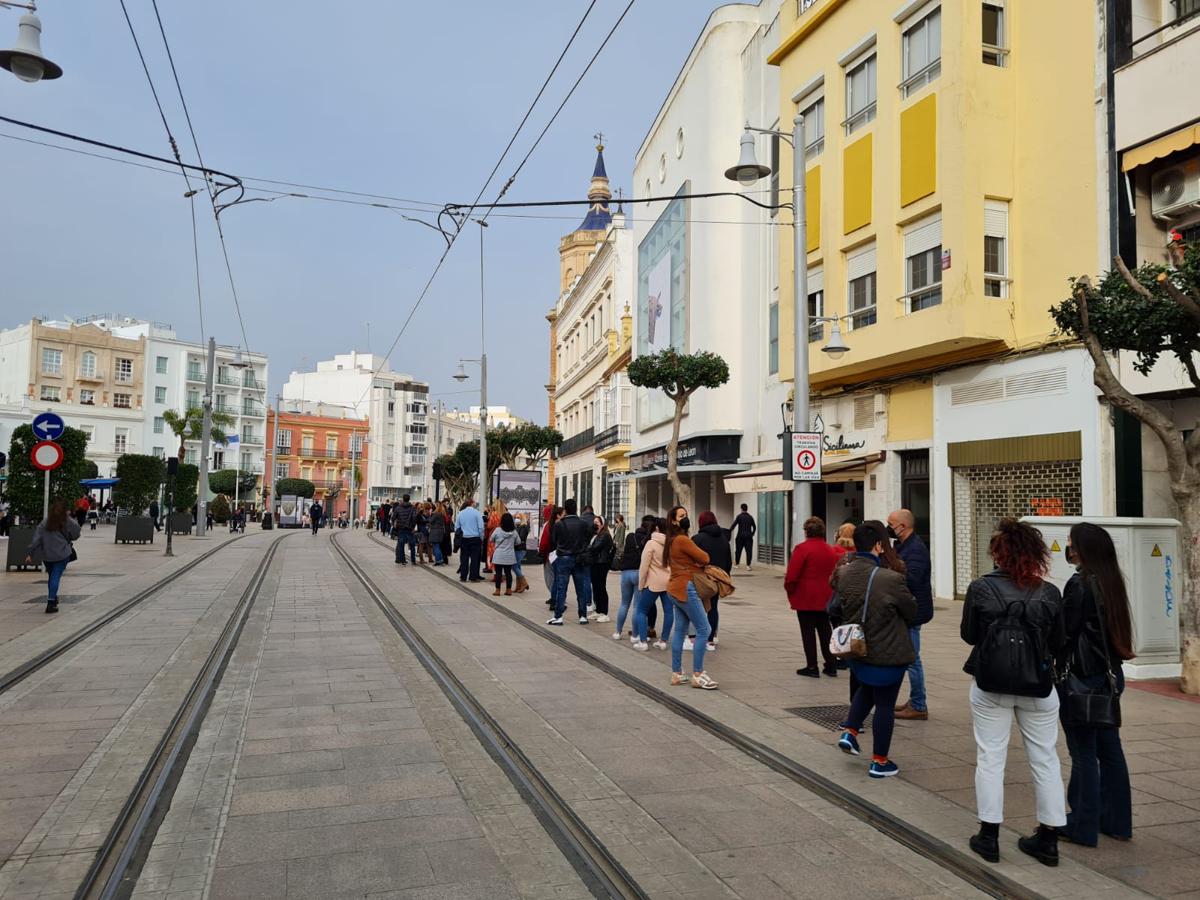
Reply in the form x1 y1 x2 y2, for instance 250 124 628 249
453 358 487 508
726 117 851 547
0 3 62 83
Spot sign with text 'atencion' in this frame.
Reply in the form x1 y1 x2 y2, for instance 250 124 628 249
790 432 822 482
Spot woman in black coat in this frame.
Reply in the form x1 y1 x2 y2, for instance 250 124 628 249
692 511 732 648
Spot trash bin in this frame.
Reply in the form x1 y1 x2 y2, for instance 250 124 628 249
1023 516 1182 679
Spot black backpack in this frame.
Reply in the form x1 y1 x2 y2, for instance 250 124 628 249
975 594 1053 698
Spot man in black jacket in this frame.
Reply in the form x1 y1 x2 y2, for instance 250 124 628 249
392 495 418 565
308 501 323 535
889 509 933 720
732 504 756 570
547 498 593 626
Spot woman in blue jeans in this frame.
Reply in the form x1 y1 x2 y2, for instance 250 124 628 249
632 520 672 649
613 516 654 641
1058 523 1134 846
25 498 81 614
663 505 717 690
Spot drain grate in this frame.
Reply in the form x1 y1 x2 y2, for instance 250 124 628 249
784 704 871 731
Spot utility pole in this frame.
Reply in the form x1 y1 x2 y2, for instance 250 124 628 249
196 336 216 538
349 430 358 523
478 220 488 509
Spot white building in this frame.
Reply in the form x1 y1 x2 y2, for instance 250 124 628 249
629 2 784 541
281 352 430 500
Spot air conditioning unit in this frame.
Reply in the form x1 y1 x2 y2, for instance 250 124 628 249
1150 157 1200 220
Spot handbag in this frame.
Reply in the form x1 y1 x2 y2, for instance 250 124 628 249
829 568 879 660
1057 576 1121 728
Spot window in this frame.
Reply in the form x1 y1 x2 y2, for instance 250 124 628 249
904 215 943 311
244 425 256 442
847 244 878 328
115 358 133 383
326 436 337 453
768 302 779 375
114 393 132 409
41 347 63 375
40 384 61 401
186 389 200 408
801 97 825 159
1173 0 1200 19
301 435 314 452
387 401 395 417
153 416 165 434
155 356 168 374
984 200 1010 297
351 434 363 453
844 54 877 134
982 2 1007 66
187 362 203 381
114 429 128 454
152 446 165 458
807 266 825 343
80 389 95 405
185 450 198 465
275 463 290 480
80 351 97 378
213 449 225 469
154 386 167 404
276 429 292 450
901 7 941 96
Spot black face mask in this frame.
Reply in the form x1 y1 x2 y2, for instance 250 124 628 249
886 525 899 540
678 517 691 533
1065 544 1078 565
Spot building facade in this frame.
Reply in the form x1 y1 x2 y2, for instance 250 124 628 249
267 401 368 518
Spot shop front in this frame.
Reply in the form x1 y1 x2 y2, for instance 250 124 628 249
630 433 745 521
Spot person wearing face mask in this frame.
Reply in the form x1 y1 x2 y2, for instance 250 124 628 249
664 505 718 690
887 509 934 720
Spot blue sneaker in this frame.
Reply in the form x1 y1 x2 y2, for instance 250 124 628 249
868 760 899 778
838 732 860 756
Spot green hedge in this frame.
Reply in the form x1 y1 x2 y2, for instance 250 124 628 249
113 454 164 515
174 462 199 512
274 478 315 499
5 425 91 521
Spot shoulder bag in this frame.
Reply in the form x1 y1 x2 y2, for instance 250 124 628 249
829 567 879 659
1057 576 1121 728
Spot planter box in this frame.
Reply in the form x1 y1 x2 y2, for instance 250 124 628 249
5 525 40 572
262 512 274 530
115 516 155 545
167 512 193 536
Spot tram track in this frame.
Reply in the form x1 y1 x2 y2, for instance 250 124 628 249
73 531 292 900
330 531 649 900
0 533 251 697
362 530 1043 900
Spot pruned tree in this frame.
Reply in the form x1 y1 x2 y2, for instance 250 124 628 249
5 425 91 521
163 406 236 461
517 423 563 470
113 454 165 516
274 477 316 499
1051 238 1200 692
208 468 257 497
436 442 480 505
175 463 200 513
627 348 730 510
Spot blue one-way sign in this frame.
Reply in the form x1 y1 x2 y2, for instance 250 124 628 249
32 411 66 441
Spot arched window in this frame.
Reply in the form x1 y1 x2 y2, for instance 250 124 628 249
80 351 97 378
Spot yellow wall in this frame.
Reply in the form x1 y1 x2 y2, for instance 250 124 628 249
886 382 933 442
771 0 1099 391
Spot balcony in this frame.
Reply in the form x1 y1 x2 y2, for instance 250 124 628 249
295 447 345 459
217 373 242 388
311 479 345 491
240 433 264 445
557 426 596 457
1114 10 1200 152
242 375 266 391
186 368 205 383
77 370 104 383
274 444 291 457
595 424 631 452
242 403 265 417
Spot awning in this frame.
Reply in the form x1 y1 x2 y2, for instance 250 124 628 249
80 478 120 487
1122 123 1200 171
722 452 887 494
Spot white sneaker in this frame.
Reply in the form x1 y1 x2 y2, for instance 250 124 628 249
683 638 694 650
652 640 667 650
546 617 563 626
706 642 717 652
578 616 589 624
712 636 719 645
612 632 622 641
587 604 596 614
629 634 640 644
632 641 649 651
595 614 610 623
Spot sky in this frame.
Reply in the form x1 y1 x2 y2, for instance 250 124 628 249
0 0 734 421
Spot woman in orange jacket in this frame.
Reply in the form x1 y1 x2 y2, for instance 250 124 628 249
664 505 718 690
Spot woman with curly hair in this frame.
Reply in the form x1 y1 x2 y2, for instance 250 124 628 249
962 518 1067 868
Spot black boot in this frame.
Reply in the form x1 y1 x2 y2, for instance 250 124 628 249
1017 825 1059 867
45 600 59 614
969 822 1000 863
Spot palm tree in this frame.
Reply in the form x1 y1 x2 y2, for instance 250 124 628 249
163 406 237 461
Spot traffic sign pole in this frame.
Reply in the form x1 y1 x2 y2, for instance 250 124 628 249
43 470 50 522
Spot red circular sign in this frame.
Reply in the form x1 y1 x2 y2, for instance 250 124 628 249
31 440 64 471
796 449 817 471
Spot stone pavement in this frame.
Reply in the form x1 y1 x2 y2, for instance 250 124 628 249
429 547 1200 899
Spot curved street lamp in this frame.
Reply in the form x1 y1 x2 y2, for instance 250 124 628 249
0 4 63 83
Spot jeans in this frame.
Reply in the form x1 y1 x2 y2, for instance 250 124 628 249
589 565 610 615
795 610 835 670
513 558 523 579
45 558 70 601
458 536 482 580
904 626 927 712
493 564 513 591
735 535 753 565
394 530 417 564
969 682 1066 826
551 554 591 619
432 543 444 564
846 677 902 760
670 583 711 674
634 589 672 643
1064 672 1131 844
616 570 639 634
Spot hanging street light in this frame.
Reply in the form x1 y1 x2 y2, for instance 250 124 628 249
0 4 63 83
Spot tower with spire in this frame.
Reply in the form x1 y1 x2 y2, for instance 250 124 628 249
558 136 613 293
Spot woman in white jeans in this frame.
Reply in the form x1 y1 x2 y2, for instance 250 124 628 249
960 518 1067 868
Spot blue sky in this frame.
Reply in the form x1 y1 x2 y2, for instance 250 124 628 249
0 1 732 420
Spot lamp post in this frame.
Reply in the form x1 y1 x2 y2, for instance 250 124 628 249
726 116 851 548
196 337 216 538
453 219 490 509
0 2 62 83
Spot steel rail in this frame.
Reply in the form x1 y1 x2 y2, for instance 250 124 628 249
331 532 648 900
76 532 292 900
363 531 1043 900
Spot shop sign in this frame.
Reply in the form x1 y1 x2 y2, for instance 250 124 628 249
1030 496 1064 516
629 434 741 474
822 434 866 454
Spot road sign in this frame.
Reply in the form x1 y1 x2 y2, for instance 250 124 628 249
790 432 822 482
31 440 64 471
31 411 66 442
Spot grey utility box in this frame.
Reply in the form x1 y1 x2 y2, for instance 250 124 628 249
1023 516 1182 679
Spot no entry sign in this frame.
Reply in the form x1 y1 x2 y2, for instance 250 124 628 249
790 432 822 482
31 440 64 471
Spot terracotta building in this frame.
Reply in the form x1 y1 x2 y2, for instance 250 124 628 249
267 401 369 519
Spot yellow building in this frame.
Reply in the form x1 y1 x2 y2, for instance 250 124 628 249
768 0 1110 598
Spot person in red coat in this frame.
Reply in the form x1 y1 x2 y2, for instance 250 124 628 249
784 516 846 678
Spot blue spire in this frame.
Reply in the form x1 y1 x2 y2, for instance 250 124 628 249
577 137 612 232
592 146 607 180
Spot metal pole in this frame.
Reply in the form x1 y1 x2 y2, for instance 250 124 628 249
42 469 50 522
197 336 215 537
791 113 811 549
477 221 488 509
271 394 282 521
164 471 174 556
350 433 357 523
435 399 443 503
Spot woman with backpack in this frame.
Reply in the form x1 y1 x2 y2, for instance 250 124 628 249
587 516 615 623
962 518 1067 868
1058 523 1134 847
613 515 653 641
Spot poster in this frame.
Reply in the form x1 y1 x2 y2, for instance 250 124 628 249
493 469 543 560
645 254 672 354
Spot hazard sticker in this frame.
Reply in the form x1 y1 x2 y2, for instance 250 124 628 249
1151 544 1162 558
1050 540 1061 552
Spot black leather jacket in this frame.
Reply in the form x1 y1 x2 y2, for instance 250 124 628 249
553 515 593 556
960 570 1065 677
1059 572 1121 677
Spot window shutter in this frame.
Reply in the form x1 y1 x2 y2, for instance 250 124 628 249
807 265 824 293
904 215 942 257
984 200 1008 237
846 245 876 281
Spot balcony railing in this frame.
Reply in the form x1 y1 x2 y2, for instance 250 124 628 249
186 368 205 383
217 373 242 387
240 433 264 445
78 370 104 382
595 424 631 451
242 404 265 417
242 376 266 391
294 447 345 459
311 479 345 490
557 426 596 457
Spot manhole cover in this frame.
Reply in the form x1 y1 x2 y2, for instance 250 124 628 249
25 595 84 605
783 704 871 731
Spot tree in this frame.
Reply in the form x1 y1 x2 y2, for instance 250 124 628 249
275 477 315 499
627 348 730 509
5 425 91 521
113 454 165 516
162 406 236 461
513 423 563 470
174 463 200 513
210 494 231 523
436 443 480 505
1051 239 1200 692
209 468 257 496
81 459 99 480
